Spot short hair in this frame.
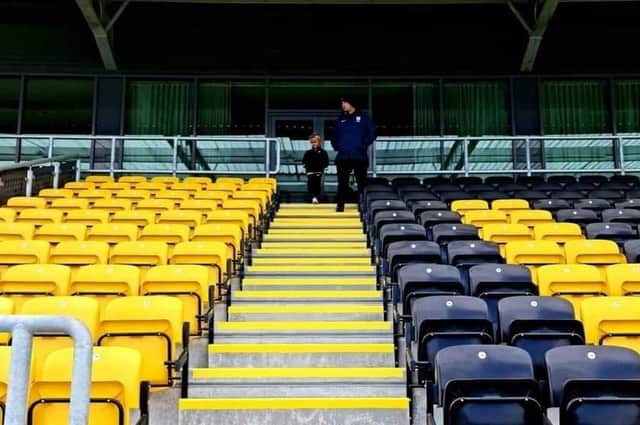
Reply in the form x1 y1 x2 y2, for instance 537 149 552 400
308 133 321 142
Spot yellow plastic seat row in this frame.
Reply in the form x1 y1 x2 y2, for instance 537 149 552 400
451 200 489 216
581 297 640 355
462 210 508 227
505 239 625 267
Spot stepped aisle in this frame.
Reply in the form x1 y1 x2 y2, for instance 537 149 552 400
178 203 410 425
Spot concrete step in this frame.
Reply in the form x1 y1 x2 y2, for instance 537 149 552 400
227 304 384 321
276 210 360 219
270 221 363 230
267 228 364 235
262 234 367 242
187 367 406 398
231 290 382 303
208 343 396 368
250 257 371 265
260 242 367 249
254 247 370 257
245 264 375 276
178 397 410 425
241 277 376 291
213 321 393 344
279 203 358 210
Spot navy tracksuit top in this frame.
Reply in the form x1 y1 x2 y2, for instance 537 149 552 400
331 110 377 162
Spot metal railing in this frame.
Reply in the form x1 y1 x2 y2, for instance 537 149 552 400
1 133 640 178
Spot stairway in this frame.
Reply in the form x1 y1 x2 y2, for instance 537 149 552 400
179 203 410 425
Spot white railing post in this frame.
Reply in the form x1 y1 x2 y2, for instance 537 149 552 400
172 137 179 177
109 137 116 177
265 137 270 177
25 167 33 196
47 136 54 159
525 138 532 176
618 136 626 174
462 138 470 177
53 162 60 188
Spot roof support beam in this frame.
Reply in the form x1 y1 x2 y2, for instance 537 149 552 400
74 0 118 70
511 0 559 72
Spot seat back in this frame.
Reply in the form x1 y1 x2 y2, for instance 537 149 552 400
462 210 508 228
49 241 110 273
504 241 564 281
564 239 626 266
157 210 204 229
34 223 87 243
0 223 35 240
134 199 175 216
397 264 465 314
70 264 139 312
191 224 242 261
509 210 554 227
581 297 640 353
606 263 640 296
585 222 636 244
386 240 442 281
63 210 110 226
49 198 90 212
109 242 168 279
39 189 74 201
91 199 133 214
532 223 584 244
170 241 228 286
139 224 190 250
86 223 138 245
451 200 489 216
16 209 63 226
6 196 47 210
0 240 50 271
111 211 157 229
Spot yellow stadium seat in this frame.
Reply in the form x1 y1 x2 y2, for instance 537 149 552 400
70 264 140 312
564 239 626 267
242 182 275 195
63 210 110 226
38 189 74 202
100 182 132 193
171 241 228 296
451 200 489 216
537 264 609 318
29 346 143 425
86 223 138 245
215 177 244 188
247 177 277 191
179 199 217 215
91 199 133 214
462 210 508 228
16 209 63 226
0 209 15 223
233 190 269 207
118 175 147 185
206 183 237 195
85 175 114 185
192 191 229 206
7 196 47 210
135 199 175 216
607 264 640 296
19 296 99 376
109 241 168 279
192 223 243 263
110 211 156 229
151 176 179 187
532 223 584 244
139 224 190 254
136 182 167 192
183 176 212 188
0 264 69 308
0 223 34 240
75 190 113 203
509 210 554 227
34 223 87 243
206 205 250 238
504 240 565 281
481 224 532 257
141 264 210 334
157 210 203 229
581 297 640 354
0 240 50 267
98 296 184 386
50 198 90 212
114 190 151 204
0 346 8 421
64 181 96 193
50 241 109 267
154 190 190 206
491 199 530 214
170 182 202 196
0 298 14 344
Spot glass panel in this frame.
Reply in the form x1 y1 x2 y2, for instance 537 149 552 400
126 80 194 136
122 139 188 171
375 138 454 174
543 137 616 170
443 81 510 136
52 138 92 171
279 138 337 176
0 78 19 133
19 137 49 161
196 138 266 174
22 78 93 134
274 120 314 139
372 83 413 136
541 80 610 134
269 82 367 110
0 136 16 164
466 139 514 171
621 137 640 170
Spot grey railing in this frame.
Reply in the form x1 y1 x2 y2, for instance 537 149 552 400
1 133 640 177
0 315 93 425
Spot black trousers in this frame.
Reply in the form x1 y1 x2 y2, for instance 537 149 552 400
336 159 368 206
307 173 322 198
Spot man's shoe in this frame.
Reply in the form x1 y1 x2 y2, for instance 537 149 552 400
312 197 319 204
336 204 345 212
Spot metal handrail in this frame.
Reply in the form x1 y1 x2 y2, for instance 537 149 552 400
0 154 77 173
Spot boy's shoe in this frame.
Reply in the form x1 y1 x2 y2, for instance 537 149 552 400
312 197 319 204
336 204 345 212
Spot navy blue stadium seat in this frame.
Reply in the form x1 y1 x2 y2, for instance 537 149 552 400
438 191 475 203
364 184 394 195
453 176 482 186
485 176 514 186
386 240 442 282
499 183 528 193
435 345 544 425
411 200 449 216
401 191 438 204
419 210 461 230
546 345 640 425
533 199 572 214
602 208 640 225
396 264 465 315
565 183 595 193
463 183 494 194
623 239 640 263
431 183 462 193
395 184 427 195
363 192 400 216
531 183 563 194
423 176 451 188
430 223 478 247
611 174 640 187
498 296 583 383
579 175 609 186
555 209 600 228
586 222 637 244
573 198 612 212
600 181 631 192
368 199 407 219
475 191 508 202
446 240 503 269
588 190 625 201
516 175 546 187
548 175 577 186
513 190 547 202
468 264 537 330
615 199 640 210
407 296 492 382
371 210 416 240
378 223 426 258
392 177 421 187
551 191 584 201
365 177 390 187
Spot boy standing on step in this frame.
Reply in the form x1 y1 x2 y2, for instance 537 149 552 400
303 133 329 204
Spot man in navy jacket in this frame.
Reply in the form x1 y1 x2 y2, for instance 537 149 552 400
331 96 377 212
